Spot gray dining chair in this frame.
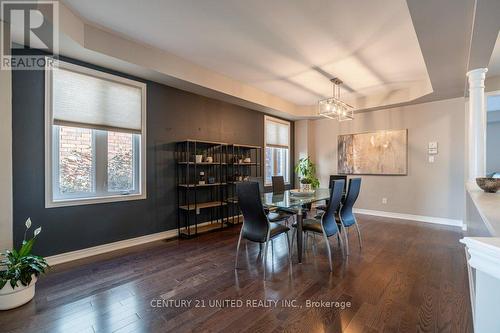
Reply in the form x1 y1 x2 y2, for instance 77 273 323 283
235 182 291 278
291 179 345 271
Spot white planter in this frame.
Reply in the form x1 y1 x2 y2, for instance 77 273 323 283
195 155 203 163
0 277 37 310
300 183 312 192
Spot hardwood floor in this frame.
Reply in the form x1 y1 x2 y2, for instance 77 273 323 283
0 215 473 332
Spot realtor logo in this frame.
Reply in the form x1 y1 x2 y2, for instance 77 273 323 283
1 0 58 70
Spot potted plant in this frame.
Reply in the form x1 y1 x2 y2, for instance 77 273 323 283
295 157 320 191
194 149 203 163
0 218 49 310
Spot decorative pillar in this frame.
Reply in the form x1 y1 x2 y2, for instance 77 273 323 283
467 68 488 180
461 237 500 332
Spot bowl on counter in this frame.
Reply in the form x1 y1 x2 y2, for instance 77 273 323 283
476 177 500 193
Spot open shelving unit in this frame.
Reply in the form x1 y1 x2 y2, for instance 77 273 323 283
175 140 262 237
226 144 262 225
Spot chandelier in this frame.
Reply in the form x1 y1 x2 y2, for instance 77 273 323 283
318 78 354 121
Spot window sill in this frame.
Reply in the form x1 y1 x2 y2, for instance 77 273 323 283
46 193 147 208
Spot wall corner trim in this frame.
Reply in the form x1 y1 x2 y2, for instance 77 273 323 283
353 208 463 228
46 229 178 266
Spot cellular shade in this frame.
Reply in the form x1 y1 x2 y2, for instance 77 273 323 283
265 118 289 148
52 67 143 133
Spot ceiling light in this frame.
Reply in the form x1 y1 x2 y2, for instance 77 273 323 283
318 78 354 121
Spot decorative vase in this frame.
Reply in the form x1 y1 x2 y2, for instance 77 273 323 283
0 277 37 310
205 156 213 163
300 183 312 192
195 155 203 163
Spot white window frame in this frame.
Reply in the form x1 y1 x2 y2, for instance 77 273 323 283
264 115 291 186
45 59 147 208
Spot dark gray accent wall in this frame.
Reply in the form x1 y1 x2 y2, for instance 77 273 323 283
12 56 294 256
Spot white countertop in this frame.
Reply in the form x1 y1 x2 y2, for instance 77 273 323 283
466 182 500 236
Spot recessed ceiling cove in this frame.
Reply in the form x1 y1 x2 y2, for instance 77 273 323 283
64 0 432 109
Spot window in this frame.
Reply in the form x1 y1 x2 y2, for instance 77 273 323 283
264 116 290 185
45 59 146 207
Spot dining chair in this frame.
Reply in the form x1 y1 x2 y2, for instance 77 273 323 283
248 177 291 224
337 178 362 255
316 175 348 212
291 179 345 271
235 182 291 278
271 176 286 193
269 176 296 224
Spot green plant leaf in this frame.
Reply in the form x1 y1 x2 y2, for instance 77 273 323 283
0 279 6 289
18 238 34 257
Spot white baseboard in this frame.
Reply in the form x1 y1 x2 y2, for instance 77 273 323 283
46 229 178 266
353 208 463 228
46 216 243 266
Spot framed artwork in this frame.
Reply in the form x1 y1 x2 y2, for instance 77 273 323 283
338 129 408 175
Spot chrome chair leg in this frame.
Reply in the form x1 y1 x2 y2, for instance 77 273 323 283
340 220 350 256
312 233 317 252
354 219 362 248
291 228 296 254
285 232 292 264
322 231 333 272
263 230 271 279
235 228 243 269
337 231 345 258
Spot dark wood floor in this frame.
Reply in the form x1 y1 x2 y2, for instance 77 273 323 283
0 215 472 333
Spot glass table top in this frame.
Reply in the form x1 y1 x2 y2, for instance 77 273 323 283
262 188 330 209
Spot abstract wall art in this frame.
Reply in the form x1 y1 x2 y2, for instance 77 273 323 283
338 129 408 175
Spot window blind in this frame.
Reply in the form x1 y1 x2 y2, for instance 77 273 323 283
52 66 143 134
265 117 289 148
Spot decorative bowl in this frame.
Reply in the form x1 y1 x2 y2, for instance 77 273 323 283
476 177 500 193
290 189 315 197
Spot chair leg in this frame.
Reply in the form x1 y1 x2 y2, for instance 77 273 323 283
235 228 243 269
304 231 308 256
291 228 296 254
263 230 271 279
340 221 350 256
354 219 362 248
337 231 345 258
285 232 292 265
323 232 333 272
312 233 317 252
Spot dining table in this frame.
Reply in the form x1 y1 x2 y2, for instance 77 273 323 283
262 188 331 263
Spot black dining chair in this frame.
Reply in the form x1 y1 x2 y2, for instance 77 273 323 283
317 175 348 212
291 180 345 271
248 177 290 224
235 182 291 278
337 178 362 255
271 175 286 194
269 176 296 224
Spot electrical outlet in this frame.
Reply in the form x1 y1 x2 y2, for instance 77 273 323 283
382 197 388 204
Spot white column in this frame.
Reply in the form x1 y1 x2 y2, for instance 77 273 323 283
467 68 488 180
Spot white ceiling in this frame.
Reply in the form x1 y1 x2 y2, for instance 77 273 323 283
64 0 431 107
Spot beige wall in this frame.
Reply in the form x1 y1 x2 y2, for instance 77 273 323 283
0 65 13 251
309 97 466 221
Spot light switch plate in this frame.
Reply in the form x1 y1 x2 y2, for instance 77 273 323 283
428 141 438 155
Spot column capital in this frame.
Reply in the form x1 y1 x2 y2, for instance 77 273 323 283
467 68 488 87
